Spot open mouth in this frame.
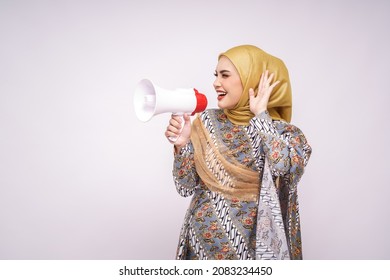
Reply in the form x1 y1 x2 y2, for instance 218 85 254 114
217 91 227 100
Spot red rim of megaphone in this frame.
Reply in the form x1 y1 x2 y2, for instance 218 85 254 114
192 89 208 115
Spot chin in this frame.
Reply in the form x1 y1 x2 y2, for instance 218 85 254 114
218 103 234 110
217 103 226 109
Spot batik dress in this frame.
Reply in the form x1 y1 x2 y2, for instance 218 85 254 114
172 109 311 260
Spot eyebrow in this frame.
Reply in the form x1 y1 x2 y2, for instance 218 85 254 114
215 70 231 74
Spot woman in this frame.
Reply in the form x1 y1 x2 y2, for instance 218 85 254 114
165 45 312 260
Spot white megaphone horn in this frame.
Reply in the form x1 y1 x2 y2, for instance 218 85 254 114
133 79 208 122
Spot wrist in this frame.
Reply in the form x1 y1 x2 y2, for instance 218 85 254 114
174 142 187 154
255 109 267 118
174 145 182 154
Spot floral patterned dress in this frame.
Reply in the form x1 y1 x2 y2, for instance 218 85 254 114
172 109 311 260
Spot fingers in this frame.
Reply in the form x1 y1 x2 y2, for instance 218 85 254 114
260 70 272 87
182 113 191 124
266 72 275 84
170 114 183 128
258 71 266 89
259 70 280 93
165 113 193 142
269 80 280 90
165 127 179 139
249 88 256 105
249 88 255 98
250 70 281 116
258 70 270 95
165 114 182 138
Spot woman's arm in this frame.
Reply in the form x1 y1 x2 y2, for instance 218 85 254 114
165 113 199 197
248 70 311 178
172 141 199 197
249 110 312 177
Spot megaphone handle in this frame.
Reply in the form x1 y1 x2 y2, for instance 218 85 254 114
168 113 184 143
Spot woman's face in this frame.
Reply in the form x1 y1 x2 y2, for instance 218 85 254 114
213 56 243 109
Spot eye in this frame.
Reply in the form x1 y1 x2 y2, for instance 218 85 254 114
214 71 230 78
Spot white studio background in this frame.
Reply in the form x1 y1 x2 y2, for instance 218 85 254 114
0 0 389 260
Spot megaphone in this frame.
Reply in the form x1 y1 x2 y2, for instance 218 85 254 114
133 79 208 122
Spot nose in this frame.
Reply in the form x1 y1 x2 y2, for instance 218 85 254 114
213 76 221 88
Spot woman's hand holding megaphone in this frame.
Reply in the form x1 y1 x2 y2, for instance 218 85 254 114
165 113 192 153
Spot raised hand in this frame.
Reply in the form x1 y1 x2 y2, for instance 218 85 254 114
249 70 280 116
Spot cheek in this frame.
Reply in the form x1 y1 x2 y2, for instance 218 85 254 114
231 91 242 104
225 88 241 108
232 81 243 100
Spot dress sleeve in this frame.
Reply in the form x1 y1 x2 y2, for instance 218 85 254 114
172 141 200 197
248 111 312 177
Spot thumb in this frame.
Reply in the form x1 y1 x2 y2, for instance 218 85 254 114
249 88 255 99
183 113 191 124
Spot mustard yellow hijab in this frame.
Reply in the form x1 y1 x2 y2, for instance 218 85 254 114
219 45 292 125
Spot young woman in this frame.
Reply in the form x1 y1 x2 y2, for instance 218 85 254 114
165 45 312 260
